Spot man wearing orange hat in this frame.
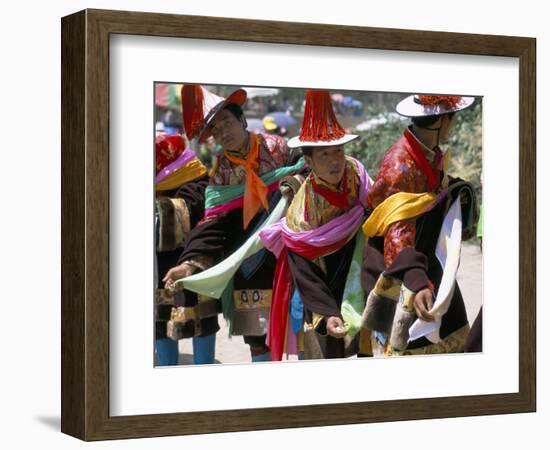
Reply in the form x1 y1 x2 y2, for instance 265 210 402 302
260 90 373 360
163 87 304 362
361 94 479 355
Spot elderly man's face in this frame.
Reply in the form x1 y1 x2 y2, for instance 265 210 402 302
306 145 346 187
209 109 248 152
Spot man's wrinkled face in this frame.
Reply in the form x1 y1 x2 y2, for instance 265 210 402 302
306 145 346 186
209 109 248 151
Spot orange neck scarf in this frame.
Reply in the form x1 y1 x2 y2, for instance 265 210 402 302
224 133 269 229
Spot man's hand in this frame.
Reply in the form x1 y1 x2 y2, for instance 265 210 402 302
279 184 294 201
162 262 196 292
414 288 435 322
326 316 347 338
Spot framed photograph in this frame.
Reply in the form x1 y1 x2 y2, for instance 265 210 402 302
61 9 536 441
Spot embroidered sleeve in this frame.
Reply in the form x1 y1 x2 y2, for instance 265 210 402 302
367 146 425 267
262 133 289 166
384 220 416 267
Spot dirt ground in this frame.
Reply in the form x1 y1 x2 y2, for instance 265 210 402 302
177 241 483 364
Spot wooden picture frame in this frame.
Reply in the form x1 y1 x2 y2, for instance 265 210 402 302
61 8 536 441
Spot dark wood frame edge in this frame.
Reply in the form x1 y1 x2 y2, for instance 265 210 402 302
61 8 536 441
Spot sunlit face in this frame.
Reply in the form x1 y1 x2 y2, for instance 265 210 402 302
439 113 458 144
209 109 248 151
305 145 346 187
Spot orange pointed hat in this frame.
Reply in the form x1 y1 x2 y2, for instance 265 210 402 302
180 84 225 140
287 90 359 149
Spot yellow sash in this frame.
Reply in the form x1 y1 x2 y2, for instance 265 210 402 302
362 192 436 238
155 159 208 192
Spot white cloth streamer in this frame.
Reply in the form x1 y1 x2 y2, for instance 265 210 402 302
174 197 288 299
408 197 463 343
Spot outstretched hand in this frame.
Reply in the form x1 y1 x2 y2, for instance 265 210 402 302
162 262 196 292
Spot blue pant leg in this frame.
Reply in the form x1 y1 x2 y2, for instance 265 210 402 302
156 338 179 366
192 334 216 364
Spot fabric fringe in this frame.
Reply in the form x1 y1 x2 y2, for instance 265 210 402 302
300 90 346 142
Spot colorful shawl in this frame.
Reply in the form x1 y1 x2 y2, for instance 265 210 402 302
203 156 305 217
155 147 207 192
173 196 289 299
259 157 372 361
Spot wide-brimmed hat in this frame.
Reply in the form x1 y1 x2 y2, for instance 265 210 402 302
287 90 359 149
180 84 225 140
197 88 247 143
396 94 475 118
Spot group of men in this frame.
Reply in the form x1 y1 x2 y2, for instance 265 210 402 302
154 85 480 365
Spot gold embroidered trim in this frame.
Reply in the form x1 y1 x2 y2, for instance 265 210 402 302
373 274 401 300
233 289 272 309
383 324 470 356
170 306 197 322
171 198 191 246
155 288 175 306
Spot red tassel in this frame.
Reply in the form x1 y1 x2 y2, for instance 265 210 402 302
181 85 205 140
417 95 462 109
300 90 346 142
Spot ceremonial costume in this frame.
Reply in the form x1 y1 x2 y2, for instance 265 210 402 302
361 95 478 355
168 88 304 361
260 90 372 360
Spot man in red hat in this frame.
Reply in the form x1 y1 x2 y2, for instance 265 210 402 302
163 87 304 362
361 94 479 355
260 90 373 360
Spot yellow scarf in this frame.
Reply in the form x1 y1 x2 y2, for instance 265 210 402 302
362 192 437 237
155 159 207 192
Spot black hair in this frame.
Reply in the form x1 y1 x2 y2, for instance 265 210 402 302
224 103 244 120
301 146 314 157
411 111 456 129
223 103 247 129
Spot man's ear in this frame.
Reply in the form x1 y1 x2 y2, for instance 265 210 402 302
304 155 313 166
